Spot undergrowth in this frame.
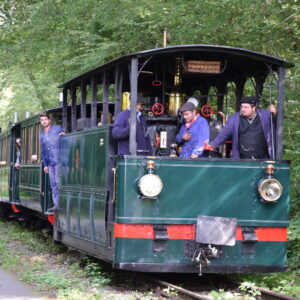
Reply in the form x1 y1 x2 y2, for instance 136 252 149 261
0 219 157 300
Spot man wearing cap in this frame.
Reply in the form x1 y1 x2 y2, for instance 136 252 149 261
209 96 276 159
176 101 210 158
112 100 152 155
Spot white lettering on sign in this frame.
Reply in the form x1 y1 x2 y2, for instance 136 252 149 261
160 131 167 148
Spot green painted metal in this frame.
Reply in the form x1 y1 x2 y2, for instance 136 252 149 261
114 157 290 269
0 167 10 202
116 158 290 226
20 116 39 128
0 130 11 203
19 165 43 211
57 127 109 246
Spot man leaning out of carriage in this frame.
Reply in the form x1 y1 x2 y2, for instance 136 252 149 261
176 101 210 158
40 113 65 211
209 96 276 159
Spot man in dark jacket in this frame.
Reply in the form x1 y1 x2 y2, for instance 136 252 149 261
112 101 152 155
209 97 276 159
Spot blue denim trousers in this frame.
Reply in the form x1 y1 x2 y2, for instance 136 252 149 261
49 164 60 207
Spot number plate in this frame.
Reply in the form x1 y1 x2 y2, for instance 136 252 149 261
196 216 237 246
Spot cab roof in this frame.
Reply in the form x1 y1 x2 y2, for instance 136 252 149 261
58 44 294 89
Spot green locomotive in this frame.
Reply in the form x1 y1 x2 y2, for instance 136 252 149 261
0 45 293 273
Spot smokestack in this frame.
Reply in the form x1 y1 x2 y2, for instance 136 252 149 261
14 112 18 123
59 92 63 107
163 30 170 47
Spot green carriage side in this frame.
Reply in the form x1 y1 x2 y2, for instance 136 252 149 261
0 129 11 203
18 116 44 212
0 111 60 218
55 125 115 261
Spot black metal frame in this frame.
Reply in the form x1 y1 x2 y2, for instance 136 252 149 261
115 262 287 273
59 45 292 160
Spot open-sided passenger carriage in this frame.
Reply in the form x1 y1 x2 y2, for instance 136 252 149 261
0 45 294 273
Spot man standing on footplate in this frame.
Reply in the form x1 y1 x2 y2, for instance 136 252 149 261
40 113 65 211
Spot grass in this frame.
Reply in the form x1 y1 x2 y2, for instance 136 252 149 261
0 218 158 300
234 271 300 298
1 217 299 299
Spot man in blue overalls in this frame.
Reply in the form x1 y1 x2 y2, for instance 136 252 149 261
176 102 210 158
40 113 65 211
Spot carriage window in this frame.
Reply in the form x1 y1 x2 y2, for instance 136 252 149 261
226 82 239 115
34 123 41 162
21 127 26 163
0 135 10 164
4 137 8 163
1 137 5 162
261 75 278 108
243 78 256 100
28 125 33 162
6 136 10 163
21 125 34 164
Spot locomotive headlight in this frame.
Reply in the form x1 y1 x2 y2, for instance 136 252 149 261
138 174 163 198
258 178 283 203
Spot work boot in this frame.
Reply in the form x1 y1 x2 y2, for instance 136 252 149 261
48 205 59 212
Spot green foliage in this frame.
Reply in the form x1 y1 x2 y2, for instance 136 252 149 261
0 0 299 295
0 219 117 299
82 258 112 286
210 288 256 300
0 0 298 136
239 282 261 297
235 271 300 298
20 270 79 290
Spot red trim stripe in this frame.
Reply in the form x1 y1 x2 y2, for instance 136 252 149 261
48 215 55 226
11 204 20 213
235 226 287 242
114 224 287 242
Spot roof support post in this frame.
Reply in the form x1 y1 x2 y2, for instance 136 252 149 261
114 66 122 116
71 85 77 132
80 81 87 129
62 88 68 132
255 73 268 108
235 78 246 112
276 67 286 160
129 57 138 155
91 75 97 127
216 83 227 112
102 71 109 125
199 86 209 106
162 65 166 106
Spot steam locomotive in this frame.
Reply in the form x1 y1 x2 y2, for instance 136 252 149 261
0 45 293 273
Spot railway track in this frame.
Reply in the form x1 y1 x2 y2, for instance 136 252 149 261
151 276 299 300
